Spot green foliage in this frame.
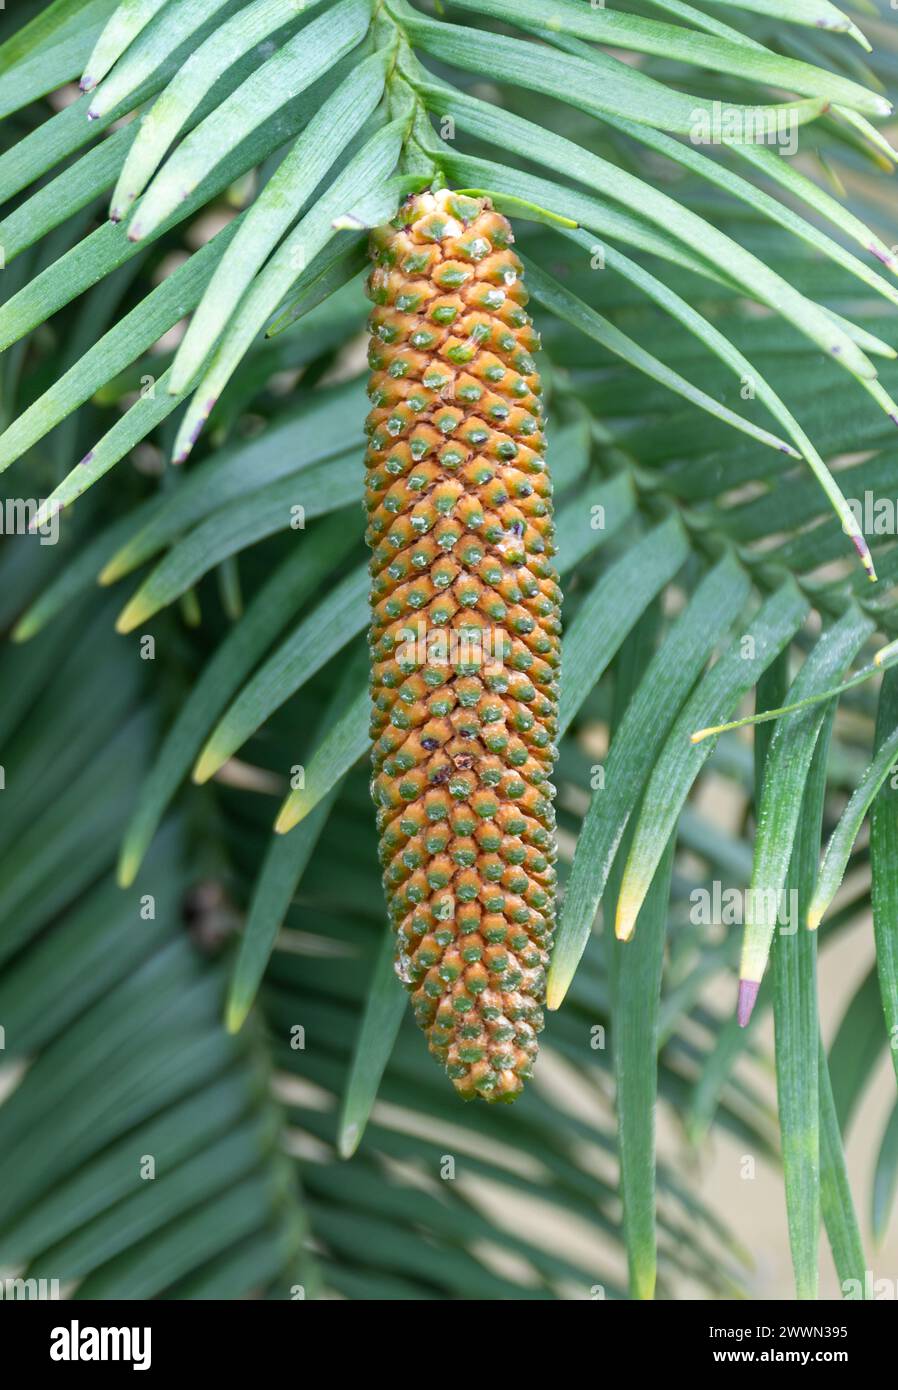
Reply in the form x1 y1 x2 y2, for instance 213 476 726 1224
2 0 898 1301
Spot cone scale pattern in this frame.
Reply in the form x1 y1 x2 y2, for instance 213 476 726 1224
364 190 561 1102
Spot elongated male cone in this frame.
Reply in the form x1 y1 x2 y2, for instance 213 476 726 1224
364 189 561 1102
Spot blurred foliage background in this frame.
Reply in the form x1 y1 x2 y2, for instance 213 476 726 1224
2 0 898 1300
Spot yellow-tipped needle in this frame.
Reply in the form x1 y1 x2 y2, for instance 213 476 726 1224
690 722 726 745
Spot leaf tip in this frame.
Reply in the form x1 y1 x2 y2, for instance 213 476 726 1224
870 243 897 273
337 1122 361 1160
274 806 298 835
114 601 143 634
615 894 640 942
333 212 367 231
632 1266 657 1301
117 853 138 890
225 997 249 1035
173 404 216 465
167 367 188 398
192 747 220 786
98 559 120 585
690 724 718 744
545 969 569 1011
736 977 760 1028
225 995 252 1039
849 530 877 582
28 501 55 534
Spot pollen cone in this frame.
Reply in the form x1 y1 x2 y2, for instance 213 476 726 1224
365 189 561 1102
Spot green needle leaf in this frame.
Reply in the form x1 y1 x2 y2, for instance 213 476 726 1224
870 668 898 1093
616 581 810 942
559 513 691 736
117 513 358 887
451 187 577 231
435 151 880 579
548 551 751 1011
0 125 136 267
109 0 329 218
29 368 186 533
820 1038 868 1288
81 0 171 91
0 222 238 475
274 679 369 835
828 966 886 1133
427 79 898 310
169 51 388 391
101 379 365 583
808 718 898 931
695 0 871 49
225 795 340 1034
739 606 874 1010
402 3 836 133
337 930 407 1159
614 834 676 1301
126 0 370 243
525 260 799 458
86 0 237 121
265 237 369 340
768 654 829 1302
437 149 876 384
114 452 360 632
192 566 368 785
690 653 898 743
444 0 887 113
171 118 405 463
872 1102 898 1246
